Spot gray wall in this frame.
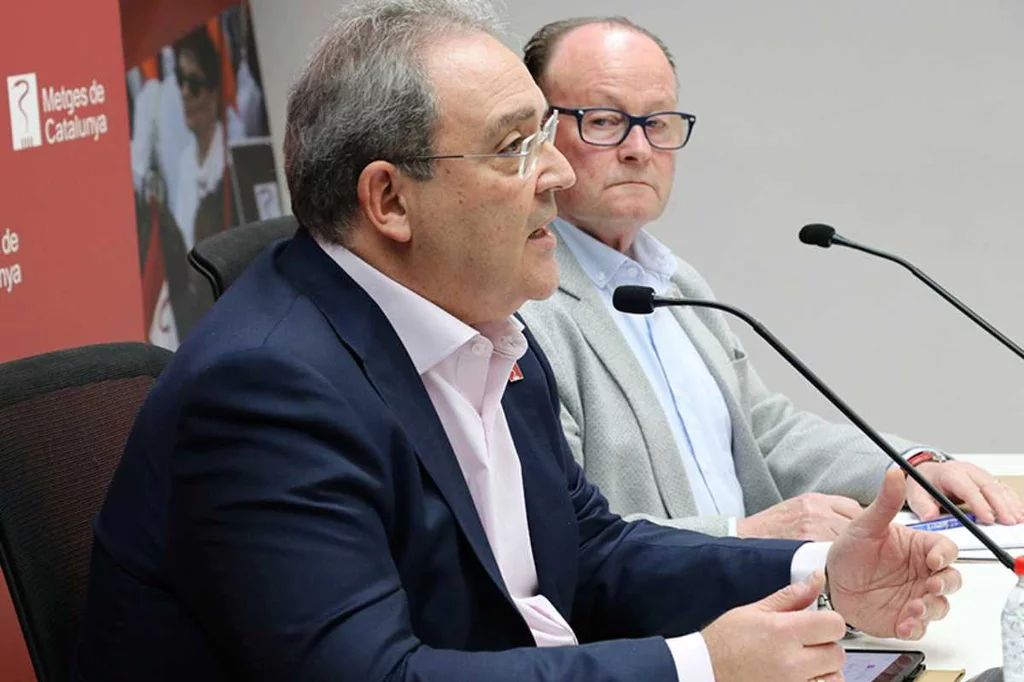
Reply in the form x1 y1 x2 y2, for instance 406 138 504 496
250 0 1024 452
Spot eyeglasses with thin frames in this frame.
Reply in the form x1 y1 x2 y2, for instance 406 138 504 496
550 106 696 150
400 111 559 179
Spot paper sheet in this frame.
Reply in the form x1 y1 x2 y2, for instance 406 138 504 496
895 511 1024 552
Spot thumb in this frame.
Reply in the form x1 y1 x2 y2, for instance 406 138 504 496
859 468 907 532
755 571 824 613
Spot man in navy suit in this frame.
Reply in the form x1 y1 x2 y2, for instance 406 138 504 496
74 1 960 681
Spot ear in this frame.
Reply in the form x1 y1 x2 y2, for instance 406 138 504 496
357 160 412 243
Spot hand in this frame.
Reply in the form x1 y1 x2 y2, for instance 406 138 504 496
828 469 961 639
736 493 863 540
703 571 847 682
909 460 1024 525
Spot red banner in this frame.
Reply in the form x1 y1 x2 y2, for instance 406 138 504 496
1 0 141 677
0 0 143 365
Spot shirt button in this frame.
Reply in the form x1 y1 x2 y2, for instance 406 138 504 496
472 340 489 356
627 266 640 279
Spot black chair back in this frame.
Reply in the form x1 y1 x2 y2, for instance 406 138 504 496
0 342 173 681
188 215 298 300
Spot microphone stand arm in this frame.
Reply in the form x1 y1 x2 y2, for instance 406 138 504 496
653 296 1015 570
833 236 1024 363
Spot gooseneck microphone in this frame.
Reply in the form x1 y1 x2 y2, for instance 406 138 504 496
612 284 1015 570
799 223 1024 363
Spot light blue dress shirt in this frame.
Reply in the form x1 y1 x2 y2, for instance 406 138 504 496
555 219 746 522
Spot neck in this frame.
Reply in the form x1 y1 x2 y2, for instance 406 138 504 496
347 232 505 327
561 215 645 254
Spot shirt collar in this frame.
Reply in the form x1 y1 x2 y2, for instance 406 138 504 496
315 239 524 373
194 121 225 199
553 217 677 290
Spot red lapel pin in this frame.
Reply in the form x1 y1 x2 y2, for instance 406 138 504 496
508 362 524 383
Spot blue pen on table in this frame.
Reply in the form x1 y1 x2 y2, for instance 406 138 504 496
906 513 977 532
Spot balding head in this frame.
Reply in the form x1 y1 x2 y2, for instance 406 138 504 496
523 19 682 252
524 16 676 94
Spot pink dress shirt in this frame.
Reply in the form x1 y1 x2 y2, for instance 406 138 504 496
317 240 830 681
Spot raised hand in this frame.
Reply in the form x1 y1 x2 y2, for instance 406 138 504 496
827 468 961 639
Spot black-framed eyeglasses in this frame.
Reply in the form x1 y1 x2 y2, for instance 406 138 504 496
175 68 211 98
550 106 696 150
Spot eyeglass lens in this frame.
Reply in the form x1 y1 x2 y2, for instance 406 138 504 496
580 109 689 149
520 113 559 177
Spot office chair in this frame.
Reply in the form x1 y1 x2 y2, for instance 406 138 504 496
0 342 173 682
188 215 298 300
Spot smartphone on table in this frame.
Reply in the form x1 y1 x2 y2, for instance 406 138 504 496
844 649 925 682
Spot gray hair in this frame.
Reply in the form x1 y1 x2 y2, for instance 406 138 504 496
523 16 676 91
284 0 504 243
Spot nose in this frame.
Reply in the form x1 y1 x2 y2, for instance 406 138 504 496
616 124 653 164
536 140 576 193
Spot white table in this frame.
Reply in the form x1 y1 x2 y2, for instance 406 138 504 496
842 453 1024 677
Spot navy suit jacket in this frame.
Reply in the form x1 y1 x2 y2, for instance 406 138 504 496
74 229 803 681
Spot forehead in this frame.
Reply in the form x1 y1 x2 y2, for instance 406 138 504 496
424 32 547 139
545 25 676 108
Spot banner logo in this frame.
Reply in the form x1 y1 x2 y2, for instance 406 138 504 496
7 73 42 151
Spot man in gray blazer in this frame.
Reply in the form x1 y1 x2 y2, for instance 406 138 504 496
518 16 1024 539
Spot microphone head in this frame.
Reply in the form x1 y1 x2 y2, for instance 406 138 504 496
613 285 656 314
799 223 837 248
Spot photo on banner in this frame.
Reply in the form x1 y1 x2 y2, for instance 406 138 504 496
126 0 282 349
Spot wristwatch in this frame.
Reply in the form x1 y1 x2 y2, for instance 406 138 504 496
905 449 953 467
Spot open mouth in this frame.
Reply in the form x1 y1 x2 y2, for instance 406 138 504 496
528 224 555 241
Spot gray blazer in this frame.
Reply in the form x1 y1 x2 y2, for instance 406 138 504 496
520 236 914 535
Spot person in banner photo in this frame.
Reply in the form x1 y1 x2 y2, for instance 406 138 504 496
127 1 280 350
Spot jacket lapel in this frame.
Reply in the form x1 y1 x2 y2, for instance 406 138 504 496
276 230 513 604
664 275 783 510
504 390 572 615
554 240 697 518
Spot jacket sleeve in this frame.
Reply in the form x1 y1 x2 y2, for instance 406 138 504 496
166 348 681 682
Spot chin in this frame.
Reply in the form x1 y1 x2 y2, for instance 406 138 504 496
523 273 560 303
613 204 663 224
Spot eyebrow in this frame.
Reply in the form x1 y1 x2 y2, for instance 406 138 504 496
591 89 677 114
485 106 540 141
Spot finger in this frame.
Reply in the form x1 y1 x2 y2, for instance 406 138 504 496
857 468 906 534
999 482 1024 523
943 474 996 524
809 675 845 682
905 479 942 522
1001 481 1024 523
901 594 951 623
976 479 1018 525
896 617 925 641
801 642 846 680
926 567 962 597
924 537 959 573
756 574 822 613
922 594 951 622
980 480 1016 519
825 495 864 520
782 609 847 645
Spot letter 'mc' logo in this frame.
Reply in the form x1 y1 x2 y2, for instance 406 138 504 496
7 73 42 151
